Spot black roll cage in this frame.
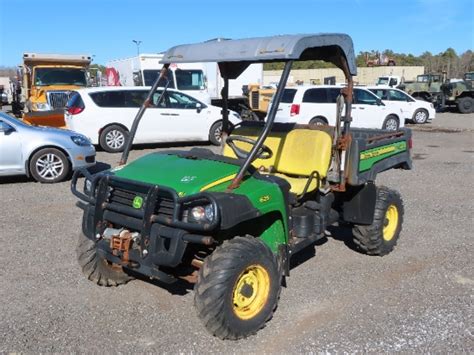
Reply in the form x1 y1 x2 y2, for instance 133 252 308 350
120 34 358 191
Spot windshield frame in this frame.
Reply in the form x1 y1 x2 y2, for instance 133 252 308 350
33 67 88 87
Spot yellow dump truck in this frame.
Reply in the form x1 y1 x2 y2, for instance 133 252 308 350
13 53 91 127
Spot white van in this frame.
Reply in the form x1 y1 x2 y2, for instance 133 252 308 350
273 85 404 130
65 87 241 152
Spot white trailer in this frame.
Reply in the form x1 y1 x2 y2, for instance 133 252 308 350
106 53 263 109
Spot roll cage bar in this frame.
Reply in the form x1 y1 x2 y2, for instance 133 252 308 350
120 33 357 191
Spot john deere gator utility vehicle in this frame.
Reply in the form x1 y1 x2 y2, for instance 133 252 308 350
71 34 412 340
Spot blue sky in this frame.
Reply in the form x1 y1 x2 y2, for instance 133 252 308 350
0 0 472 66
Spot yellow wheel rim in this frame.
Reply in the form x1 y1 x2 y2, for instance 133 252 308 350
383 204 399 241
232 264 270 320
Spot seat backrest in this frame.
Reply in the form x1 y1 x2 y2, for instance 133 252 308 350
275 129 332 178
223 126 288 169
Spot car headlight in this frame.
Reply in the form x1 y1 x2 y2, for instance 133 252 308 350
184 204 215 224
32 102 51 111
71 135 91 146
232 111 241 119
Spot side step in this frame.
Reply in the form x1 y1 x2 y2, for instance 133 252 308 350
288 232 325 257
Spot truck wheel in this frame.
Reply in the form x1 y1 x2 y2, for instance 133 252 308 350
29 148 70 183
457 97 473 113
382 115 399 130
99 125 129 153
309 117 328 126
194 236 281 340
412 109 428 124
352 186 404 256
76 233 133 286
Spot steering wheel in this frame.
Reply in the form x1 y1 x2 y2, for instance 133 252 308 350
226 135 273 160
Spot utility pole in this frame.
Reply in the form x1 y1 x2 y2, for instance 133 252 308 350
132 40 142 56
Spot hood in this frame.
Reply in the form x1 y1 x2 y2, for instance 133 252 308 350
113 152 240 196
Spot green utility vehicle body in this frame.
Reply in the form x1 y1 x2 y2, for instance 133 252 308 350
71 33 412 340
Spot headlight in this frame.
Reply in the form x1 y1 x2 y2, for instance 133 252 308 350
186 204 215 224
32 102 51 111
84 178 92 194
71 135 91 146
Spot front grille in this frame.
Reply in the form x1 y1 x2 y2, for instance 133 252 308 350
108 185 175 218
47 91 74 109
251 91 259 109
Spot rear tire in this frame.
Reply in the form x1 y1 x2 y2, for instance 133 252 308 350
352 186 404 256
76 233 133 286
29 148 70 183
382 115 399 130
309 117 327 126
412 109 428 124
99 125 129 153
457 97 473 113
194 236 281 340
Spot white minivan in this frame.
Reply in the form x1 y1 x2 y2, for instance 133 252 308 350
273 85 404 130
65 87 241 152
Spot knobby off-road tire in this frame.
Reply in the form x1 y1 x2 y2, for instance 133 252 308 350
457 97 473 114
76 233 133 286
194 236 281 340
352 186 404 256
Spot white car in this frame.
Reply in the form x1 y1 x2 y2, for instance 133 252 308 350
65 87 241 152
367 86 436 124
273 85 404 130
0 111 95 183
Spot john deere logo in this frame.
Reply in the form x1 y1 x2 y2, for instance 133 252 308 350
132 196 143 209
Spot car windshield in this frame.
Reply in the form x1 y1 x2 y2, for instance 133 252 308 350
34 68 87 86
464 72 474 81
175 69 205 91
143 69 176 88
377 77 389 85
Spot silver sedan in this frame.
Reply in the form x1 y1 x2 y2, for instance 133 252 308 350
0 112 96 183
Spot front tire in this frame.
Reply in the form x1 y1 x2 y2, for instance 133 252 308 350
352 186 404 256
457 97 473 113
412 108 428 124
382 115 399 130
76 233 133 286
194 236 281 340
29 148 70 183
99 125 129 153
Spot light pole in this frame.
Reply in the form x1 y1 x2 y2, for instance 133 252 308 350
132 40 142 56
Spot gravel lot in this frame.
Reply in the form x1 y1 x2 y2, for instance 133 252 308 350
1 112 473 352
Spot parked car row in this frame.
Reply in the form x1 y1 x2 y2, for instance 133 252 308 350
1 83 433 183
271 85 435 129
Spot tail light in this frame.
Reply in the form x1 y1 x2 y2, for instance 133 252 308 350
290 104 300 116
408 137 413 149
67 106 84 115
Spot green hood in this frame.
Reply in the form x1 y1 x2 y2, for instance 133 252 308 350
113 152 239 196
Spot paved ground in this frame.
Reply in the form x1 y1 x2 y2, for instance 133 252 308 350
1 112 473 352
